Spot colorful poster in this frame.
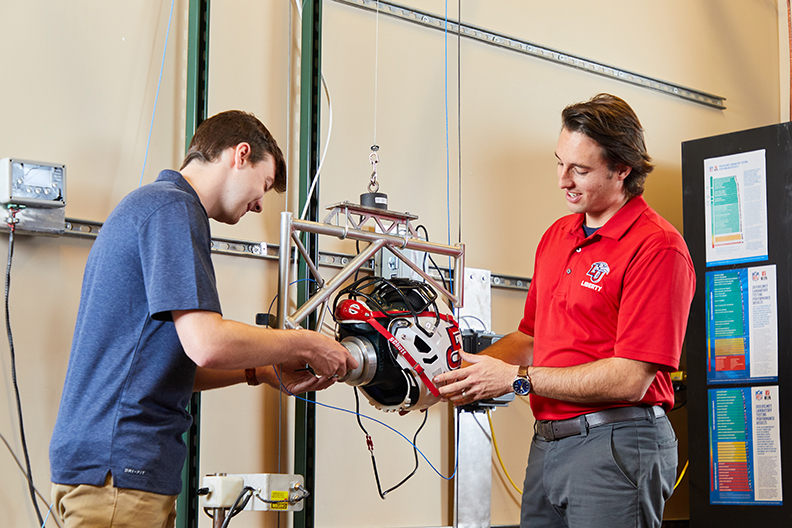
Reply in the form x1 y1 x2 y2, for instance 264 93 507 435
709 386 782 505
705 265 777 384
704 149 768 267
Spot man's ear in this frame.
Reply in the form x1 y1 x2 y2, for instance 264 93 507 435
235 142 252 167
614 164 632 182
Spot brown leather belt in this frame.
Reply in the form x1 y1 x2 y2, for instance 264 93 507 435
535 406 665 441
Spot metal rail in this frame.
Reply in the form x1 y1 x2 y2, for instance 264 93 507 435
332 0 726 109
61 217 529 291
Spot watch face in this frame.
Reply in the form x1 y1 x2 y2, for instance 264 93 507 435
513 377 531 396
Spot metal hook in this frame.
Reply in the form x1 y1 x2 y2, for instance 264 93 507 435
368 151 380 193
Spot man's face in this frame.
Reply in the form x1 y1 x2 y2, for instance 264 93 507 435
220 154 276 225
555 127 630 228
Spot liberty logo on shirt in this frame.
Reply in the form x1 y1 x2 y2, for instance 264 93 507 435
581 261 610 292
586 262 610 283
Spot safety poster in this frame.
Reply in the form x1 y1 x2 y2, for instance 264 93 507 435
704 265 778 384
703 149 768 267
708 386 782 505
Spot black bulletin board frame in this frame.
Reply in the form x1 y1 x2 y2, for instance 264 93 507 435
682 122 792 527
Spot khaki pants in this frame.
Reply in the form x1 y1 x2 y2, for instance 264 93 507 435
51 474 178 528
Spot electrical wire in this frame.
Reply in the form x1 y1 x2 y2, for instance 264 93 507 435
5 207 45 526
4 206 44 526
674 459 689 491
266 278 317 328
458 315 487 331
353 387 429 498
486 410 522 495
416 225 449 291
273 368 458 481
292 0 335 222
298 72 334 221
139 0 175 188
0 430 63 528
220 486 255 528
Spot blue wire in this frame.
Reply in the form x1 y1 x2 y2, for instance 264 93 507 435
266 278 317 320
267 276 459 481
41 503 53 528
274 367 459 481
139 0 175 188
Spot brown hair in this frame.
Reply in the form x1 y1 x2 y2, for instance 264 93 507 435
181 110 287 193
561 93 653 197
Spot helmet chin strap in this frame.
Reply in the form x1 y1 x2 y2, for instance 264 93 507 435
366 317 440 398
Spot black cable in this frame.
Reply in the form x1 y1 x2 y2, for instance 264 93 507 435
5 207 45 527
354 387 428 499
353 239 362 283
0 429 62 527
219 486 255 528
416 225 449 292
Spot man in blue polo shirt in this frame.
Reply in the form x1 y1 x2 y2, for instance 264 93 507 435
49 110 357 527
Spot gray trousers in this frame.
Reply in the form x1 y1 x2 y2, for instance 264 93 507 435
521 414 677 528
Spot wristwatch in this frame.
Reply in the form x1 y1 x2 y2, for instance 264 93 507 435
245 368 261 386
512 366 532 396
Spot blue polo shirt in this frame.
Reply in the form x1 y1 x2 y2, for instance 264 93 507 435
50 170 222 495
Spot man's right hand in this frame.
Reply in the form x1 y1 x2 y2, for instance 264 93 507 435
301 331 358 379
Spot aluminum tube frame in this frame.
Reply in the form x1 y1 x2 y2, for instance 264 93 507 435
291 231 325 288
288 238 386 328
387 244 463 304
277 211 465 331
292 216 465 305
277 212 294 330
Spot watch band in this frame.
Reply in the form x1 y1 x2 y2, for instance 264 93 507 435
245 368 260 386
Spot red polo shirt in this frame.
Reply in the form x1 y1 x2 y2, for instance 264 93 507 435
518 196 695 420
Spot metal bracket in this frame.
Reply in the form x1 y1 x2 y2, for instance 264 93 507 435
332 0 726 109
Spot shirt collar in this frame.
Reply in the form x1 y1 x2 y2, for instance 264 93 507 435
156 169 202 204
568 195 649 241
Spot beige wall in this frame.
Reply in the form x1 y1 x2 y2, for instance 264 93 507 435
0 1 783 527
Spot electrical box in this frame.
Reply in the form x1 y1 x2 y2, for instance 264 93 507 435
0 158 65 208
374 224 427 281
0 158 66 235
227 473 306 512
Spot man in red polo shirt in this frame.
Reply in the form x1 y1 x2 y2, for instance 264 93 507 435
435 93 695 528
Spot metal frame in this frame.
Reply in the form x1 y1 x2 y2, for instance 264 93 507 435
277 203 465 332
332 0 727 110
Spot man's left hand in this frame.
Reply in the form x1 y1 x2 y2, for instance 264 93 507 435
434 351 517 405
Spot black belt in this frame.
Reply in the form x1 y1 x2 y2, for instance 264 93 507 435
535 406 665 441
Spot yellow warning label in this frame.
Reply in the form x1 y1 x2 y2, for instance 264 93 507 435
270 490 289 510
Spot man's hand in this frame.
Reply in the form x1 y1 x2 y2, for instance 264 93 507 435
434 351 518 406
300 331 358 379
262 359 337 395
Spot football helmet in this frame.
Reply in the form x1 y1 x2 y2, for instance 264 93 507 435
333 277 462 413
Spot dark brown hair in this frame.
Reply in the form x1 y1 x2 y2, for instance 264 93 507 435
181 110 287 193
561 93 653 197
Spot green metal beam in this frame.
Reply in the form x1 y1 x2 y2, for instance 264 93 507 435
295 1 323 527
176 2 210 528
